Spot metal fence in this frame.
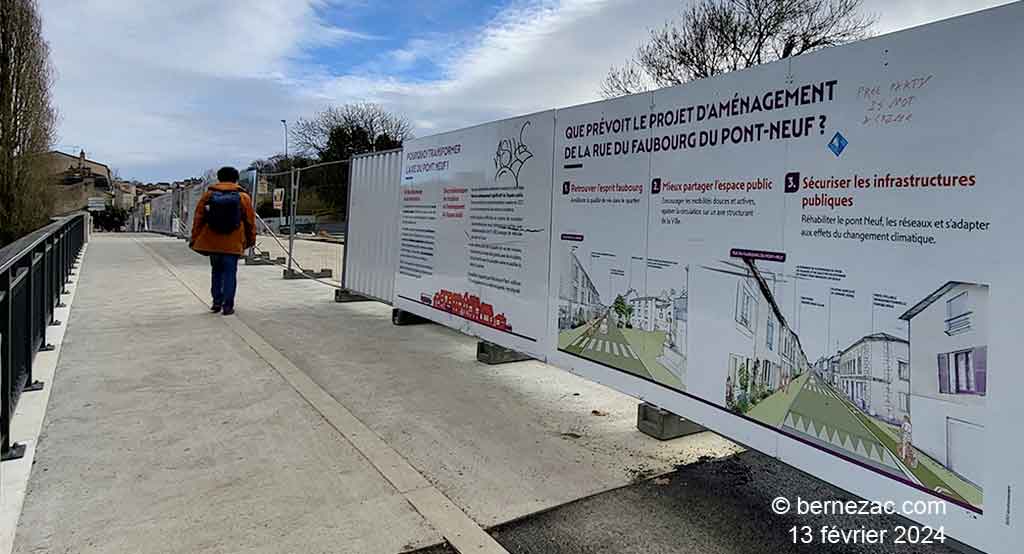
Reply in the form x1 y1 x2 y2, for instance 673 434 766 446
1 213 88 461
249 163 346 281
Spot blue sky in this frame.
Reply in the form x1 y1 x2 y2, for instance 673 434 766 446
39 0 1012 182
301 1 487 83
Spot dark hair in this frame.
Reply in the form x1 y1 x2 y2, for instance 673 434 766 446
217 166 240 183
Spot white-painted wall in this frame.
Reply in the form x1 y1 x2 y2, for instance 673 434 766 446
907 283 988 485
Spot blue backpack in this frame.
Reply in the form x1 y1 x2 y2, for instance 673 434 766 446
205 190 242 234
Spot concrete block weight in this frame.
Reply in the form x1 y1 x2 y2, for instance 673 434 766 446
391 308 429 326
334 289 372 303
282 268 333 280
637 402 705 441
476 341 530 365
245 252 276 266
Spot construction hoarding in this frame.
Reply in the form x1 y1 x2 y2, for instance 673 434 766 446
343 149 403 303
148 192 173 234
390 5 1022 551
395 112 555 359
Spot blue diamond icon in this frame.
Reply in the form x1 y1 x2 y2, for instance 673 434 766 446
828 132 848 157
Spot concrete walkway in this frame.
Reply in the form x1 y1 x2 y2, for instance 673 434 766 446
10 235 736 553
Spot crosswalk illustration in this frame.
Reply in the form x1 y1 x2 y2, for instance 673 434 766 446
803 381 838 398
568 335 640 360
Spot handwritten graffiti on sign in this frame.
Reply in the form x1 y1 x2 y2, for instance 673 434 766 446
858 75 933 127
495 121 533 188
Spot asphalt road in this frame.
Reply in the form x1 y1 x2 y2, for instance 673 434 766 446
413 450 978 554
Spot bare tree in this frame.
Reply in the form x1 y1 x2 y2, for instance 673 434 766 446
0 0 57 244
602 0 875 98
290 103 414 158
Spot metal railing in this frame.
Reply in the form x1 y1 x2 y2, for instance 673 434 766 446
1 213 88 461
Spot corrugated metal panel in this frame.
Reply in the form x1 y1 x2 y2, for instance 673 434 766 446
180 184 206 237
149 193 173 234
343 149 401 304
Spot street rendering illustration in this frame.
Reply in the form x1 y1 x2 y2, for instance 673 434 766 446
749 371 982 508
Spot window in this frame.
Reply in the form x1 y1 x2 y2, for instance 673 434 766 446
898 359 909 381
939 349 985 395
729 354 743 380
945 291 971 335
735 283 755 331
954 350 975 393
898 392 910 413
947 291 968 319
766 317 775 351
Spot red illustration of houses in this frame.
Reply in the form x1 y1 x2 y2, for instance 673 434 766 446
431 289 512 332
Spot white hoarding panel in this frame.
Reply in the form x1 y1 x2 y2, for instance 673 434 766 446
394 112 555 358
149 193 173 234
385 5 1022 551
180 184 206 238
548 90 784 457
546 6 1022 552
344 149 402 303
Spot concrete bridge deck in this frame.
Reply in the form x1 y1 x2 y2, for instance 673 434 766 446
4 235 736 554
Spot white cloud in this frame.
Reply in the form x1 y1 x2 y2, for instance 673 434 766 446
40 0 1015 180
342 0 1018 134
305 0 682 136
40 0 368 179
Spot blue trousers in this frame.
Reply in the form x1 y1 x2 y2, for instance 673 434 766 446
209 254 239 309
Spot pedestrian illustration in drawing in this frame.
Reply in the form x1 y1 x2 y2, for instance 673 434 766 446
900 415 917 468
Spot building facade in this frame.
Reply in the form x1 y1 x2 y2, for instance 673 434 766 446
628 295 672 332
814 353 841 387
836 333 910 424
557 247 602 330
691 260 809 412
45 150 114 215
900 282 988 486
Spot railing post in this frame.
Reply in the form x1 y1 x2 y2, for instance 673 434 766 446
0 215 88 462
1 267 25 461
55 232 65 308
60 230 69 295
24 252 42 393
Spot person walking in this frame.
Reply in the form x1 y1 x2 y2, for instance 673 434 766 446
189 166 256 315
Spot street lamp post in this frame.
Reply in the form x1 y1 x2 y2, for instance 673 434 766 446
280 120 288 233
281 119 288 159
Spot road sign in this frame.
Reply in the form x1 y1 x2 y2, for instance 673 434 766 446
87 197 106 212
272 188 284 210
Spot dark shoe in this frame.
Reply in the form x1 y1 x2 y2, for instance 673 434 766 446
210 304 222 313
222 307 235 316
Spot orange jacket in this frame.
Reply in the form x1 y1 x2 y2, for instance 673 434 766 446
189 182 256 256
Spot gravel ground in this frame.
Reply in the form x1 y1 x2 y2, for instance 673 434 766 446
412 450 980 554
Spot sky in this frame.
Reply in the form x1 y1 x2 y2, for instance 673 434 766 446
39 0 1013 182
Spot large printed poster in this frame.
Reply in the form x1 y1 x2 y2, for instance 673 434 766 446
394 112 555 358
393 5 1023 550
549 8 1024 519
